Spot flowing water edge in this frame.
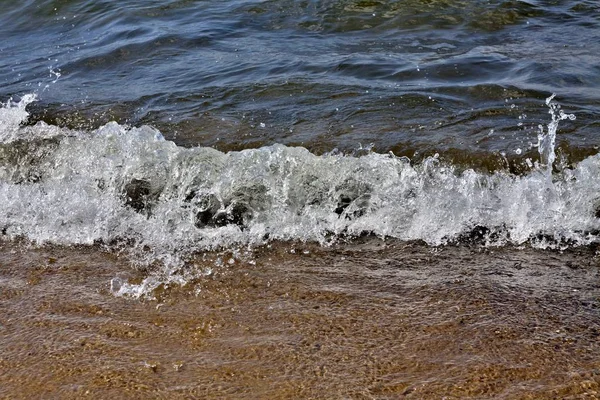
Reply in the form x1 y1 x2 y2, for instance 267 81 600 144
1 239 600 399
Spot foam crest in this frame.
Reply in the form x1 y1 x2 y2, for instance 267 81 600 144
1 95 598 270
0 94 37 142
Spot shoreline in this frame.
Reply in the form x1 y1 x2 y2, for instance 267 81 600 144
1 240 599 399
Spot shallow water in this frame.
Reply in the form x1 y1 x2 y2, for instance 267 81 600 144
1 239 599 398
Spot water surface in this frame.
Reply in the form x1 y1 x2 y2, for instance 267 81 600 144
1 0 599 160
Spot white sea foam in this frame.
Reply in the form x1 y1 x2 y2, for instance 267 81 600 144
0 94 37 142
1 95 598 281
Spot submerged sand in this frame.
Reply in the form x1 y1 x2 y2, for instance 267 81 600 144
1 239 599 399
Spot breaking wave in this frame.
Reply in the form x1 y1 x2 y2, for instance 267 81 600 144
1 94 598 273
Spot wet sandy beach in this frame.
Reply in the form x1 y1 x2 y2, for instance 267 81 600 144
1 239 600 399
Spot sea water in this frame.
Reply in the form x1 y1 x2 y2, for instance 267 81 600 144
2 2 600 398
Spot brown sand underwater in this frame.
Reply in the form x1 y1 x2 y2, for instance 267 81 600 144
1 239 599 399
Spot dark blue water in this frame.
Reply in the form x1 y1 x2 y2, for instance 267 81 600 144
2 0 599 164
